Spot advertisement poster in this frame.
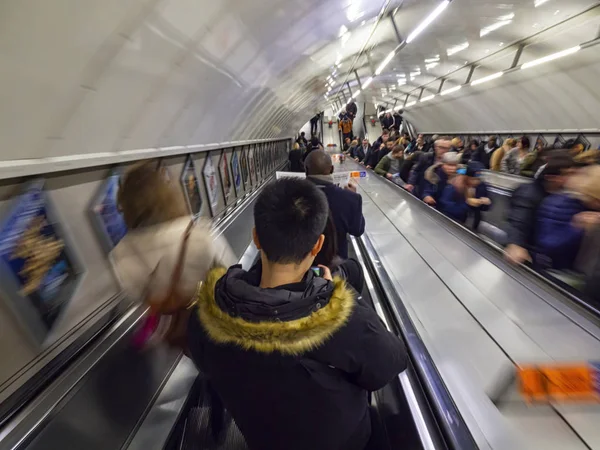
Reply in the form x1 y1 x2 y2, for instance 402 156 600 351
231 151 242 195
220 151 232 205
203 154 219 216
0 181 81 341
91 173 128 251
240 147 249 188
248 146 256 186
181 155 203 216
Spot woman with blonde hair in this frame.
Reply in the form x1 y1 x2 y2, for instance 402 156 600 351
490 138 516 172
111 160 236 345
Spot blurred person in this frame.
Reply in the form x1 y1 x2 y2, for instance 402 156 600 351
392 110 403 132
404 151 428 197
111 161 236 346
310 113 321 136
451 137 464 153
343 137 352 153
187 178 407 450
504 157 575 264
297 131 308 148
372 130 390 150
346 100 358 121
535 165 600 271
339 115 354 141
406 134 427 155
363 143 383 169
490 138 516 172
501 136 531 175
420 137 454 205
460 139 478 164
375 144 405 179
381 112 395 130
465 161 492 231
353 138 370 162
574 149 600 166
288 142 304 173
347 139 359 158
305 150 365 259
430 153 467 221
303 136 324 162
472 135 498 169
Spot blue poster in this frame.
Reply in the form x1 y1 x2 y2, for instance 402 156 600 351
92 174 128 249
231 152 241 190
0 182 78 331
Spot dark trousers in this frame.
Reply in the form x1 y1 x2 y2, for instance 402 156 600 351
310 120 318 136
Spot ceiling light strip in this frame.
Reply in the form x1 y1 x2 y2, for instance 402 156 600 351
521 45 581 69
470 71 504 86
406 0 451 44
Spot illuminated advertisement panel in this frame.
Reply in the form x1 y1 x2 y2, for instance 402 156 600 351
0 181 84 344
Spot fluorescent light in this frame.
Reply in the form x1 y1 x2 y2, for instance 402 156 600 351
406 0 450 44
425 62 439 70
394 105 403 111
398 79 406 86
362 77 374 88
421 94 435 102
324 95 328 99
341 32 351 47
480 20 512 37
405 101 417 107
440 85 462 95
521 45 581 70
352 89 361 99
471 71 504 86
447 42 469 56
534 0 551 6
424 55 440 63
339 25 349 37
375 51 396 75
498 12 515 21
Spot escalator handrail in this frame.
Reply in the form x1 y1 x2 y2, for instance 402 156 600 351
356 234 479 450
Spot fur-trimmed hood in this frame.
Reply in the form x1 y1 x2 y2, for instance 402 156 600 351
196 266 355 355
424 162 444 185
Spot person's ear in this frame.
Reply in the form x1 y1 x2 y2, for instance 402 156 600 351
252 228 262 250
310 234 325 256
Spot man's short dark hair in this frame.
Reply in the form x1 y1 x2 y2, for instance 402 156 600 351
520 136 530 148
300 132 305 136
254 179 328 264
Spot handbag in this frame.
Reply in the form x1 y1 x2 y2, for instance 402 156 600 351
130 219 197 351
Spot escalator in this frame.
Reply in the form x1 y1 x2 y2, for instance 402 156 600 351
0 166 476 450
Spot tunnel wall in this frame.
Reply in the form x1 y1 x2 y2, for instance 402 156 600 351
403 46 600 135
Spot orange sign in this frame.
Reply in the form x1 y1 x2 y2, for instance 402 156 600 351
518 364 600 403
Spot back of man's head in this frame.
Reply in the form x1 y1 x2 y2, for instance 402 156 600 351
254 179 328 264
305 150 333 176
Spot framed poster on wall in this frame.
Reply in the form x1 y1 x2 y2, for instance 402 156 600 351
240 146 249 191
90 170 128 253
231 149 242 198
202 152 219 217
247 145 256 188
219 149 233 206
0 181 84 345
181 155 203 216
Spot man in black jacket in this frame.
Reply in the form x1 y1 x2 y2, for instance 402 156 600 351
505 157 574 264
346 100 358 120
187 178 407 450
306 150 366 259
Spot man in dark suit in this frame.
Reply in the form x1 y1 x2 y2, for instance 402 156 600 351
305 151 365 259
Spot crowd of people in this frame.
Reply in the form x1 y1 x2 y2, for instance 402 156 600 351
111 158 404 450
343 128 600 300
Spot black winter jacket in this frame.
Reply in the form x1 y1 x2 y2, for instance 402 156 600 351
308 176 366 259
288 149 304 172
505 180 547 249
188 265 407 450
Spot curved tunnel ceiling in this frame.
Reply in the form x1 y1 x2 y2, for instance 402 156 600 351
0 0 598 163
